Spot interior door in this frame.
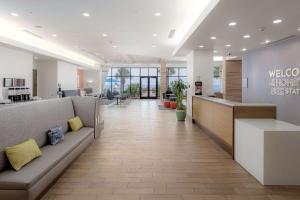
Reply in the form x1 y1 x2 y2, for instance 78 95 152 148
140 77 157 99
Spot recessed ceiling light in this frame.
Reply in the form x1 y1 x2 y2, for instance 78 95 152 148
154 12 161 17
214 56 223 61
52 34 57 37
242 48 247 51
265 40 270 44
152 45 157 48
82 12 90 17
226 44 231 47
210 36 216 40
243 34 251 38
199 45 205 48
102 33 108 37
228 22 237 26
11 12 19 17
273 19 282 24
112 45 118 48
298 28 300 31
153 33 158 37
213 50 217 53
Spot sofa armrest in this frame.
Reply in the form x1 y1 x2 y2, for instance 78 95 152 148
71 97 104 138
71 97 96 128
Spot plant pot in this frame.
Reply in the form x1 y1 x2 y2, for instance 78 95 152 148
176 110 186 121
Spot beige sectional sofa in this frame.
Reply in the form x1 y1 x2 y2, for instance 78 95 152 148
0 97 104 200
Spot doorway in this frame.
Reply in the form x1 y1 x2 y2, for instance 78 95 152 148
140 76 158 99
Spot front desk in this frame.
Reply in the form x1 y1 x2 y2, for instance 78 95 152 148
192 95 276 158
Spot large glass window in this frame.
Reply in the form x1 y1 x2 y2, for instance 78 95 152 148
131 68 140 76
141 68 148 76
112 68 120 76
104 67 159 98
213 66 222 92
130 77 140 98
149 68 158 76
167 67 187 89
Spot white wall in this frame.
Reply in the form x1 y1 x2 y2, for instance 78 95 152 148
186 50 214 117
83 69 100 93
57 61 78 90
0 45 33 92
37 60 58 99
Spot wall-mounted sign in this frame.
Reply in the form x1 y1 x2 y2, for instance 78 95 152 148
269 67 300 96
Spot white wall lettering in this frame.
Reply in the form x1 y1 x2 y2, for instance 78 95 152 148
269 67 300 96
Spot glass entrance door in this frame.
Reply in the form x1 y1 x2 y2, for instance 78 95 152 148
140 77 157 99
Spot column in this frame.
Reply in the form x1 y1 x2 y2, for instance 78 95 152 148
160 60 167 99
186 50 214 117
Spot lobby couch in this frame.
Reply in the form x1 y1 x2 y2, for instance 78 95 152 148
0 97 104 200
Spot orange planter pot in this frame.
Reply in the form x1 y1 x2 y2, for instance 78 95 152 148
163 101 170 108
170 102 177 109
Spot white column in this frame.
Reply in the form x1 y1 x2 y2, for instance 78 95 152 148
186 50 214 117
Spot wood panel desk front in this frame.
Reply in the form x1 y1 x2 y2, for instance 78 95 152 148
192 96 276 158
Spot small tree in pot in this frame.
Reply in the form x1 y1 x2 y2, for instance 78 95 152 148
171 80 189 121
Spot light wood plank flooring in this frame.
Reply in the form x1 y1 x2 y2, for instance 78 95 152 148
43 100 300 200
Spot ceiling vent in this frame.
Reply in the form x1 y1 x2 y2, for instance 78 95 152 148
168 29 176 39
22 29 43 39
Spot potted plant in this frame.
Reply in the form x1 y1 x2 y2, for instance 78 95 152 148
171 80 189 121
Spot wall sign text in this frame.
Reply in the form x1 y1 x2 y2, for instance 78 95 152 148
269 67 300 96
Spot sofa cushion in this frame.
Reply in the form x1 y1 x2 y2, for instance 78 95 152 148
68 116 83 132
0 98 75 172
47 126 64 145
5 138 42 171
0 127 94 190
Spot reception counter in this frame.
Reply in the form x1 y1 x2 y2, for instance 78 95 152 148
235 119 300 185
192 95 276 157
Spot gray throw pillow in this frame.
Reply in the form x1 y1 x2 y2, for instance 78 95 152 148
47 126 64 145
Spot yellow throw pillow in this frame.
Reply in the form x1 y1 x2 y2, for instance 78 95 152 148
5 138 42 171
68 116 83 132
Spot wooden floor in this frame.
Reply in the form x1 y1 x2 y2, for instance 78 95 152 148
43 100 300 200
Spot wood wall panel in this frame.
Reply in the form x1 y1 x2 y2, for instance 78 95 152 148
223 60 242 102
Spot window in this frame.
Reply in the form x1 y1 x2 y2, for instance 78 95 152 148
167 67 187 89
149 68 158 76
104 67 160 98
131 68 140 76
213 66 222 92
141 68 148 76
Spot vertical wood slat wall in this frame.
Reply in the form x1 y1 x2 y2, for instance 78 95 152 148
223 60 242 102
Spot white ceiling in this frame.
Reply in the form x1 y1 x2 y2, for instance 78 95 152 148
174 0 300 58
0 0 212 64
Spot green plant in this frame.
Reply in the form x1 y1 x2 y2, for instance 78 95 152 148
171 79 189 110
129 83 140 97
115 68 130 94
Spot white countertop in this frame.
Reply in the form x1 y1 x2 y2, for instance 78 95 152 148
236 119 300 131
193 95 276 107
